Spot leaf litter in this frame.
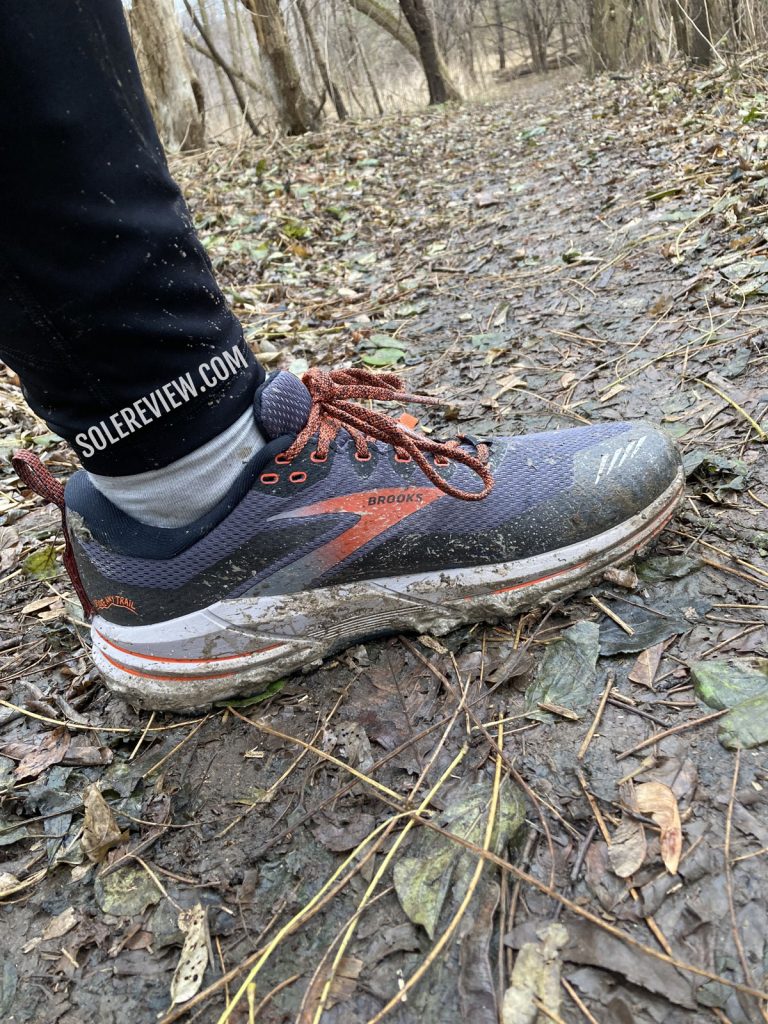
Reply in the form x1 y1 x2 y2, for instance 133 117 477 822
1 61 767 1024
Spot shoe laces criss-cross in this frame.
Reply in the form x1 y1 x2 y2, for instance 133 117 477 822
14 367 684 710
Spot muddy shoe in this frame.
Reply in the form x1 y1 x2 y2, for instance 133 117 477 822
14 368 684 711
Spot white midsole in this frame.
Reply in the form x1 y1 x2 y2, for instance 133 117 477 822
92 469 684 709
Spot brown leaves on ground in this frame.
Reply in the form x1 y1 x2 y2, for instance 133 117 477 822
635 782 682 875
11 727 70 781
608 816 648 878
81 784 124 864
170 904 209 1005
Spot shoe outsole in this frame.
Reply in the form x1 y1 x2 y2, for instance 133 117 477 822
91 468 685 711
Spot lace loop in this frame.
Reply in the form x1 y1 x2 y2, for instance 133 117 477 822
283 368 494 501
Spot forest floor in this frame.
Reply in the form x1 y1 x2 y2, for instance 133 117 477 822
1 62 767 1024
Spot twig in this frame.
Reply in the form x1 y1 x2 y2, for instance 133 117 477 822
616 709 727 761
694 377 767 441
589 596 635 635
364 724 504 1024
578 673 615 759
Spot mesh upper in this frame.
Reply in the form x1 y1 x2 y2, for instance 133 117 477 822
76 421 631 589
257 371 312 439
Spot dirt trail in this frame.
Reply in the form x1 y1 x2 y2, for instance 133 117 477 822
1 66 766 1024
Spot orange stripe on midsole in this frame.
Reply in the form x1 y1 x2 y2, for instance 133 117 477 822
98 648 252 682
489 560 588 597
95 629 281 665
484 502 679 599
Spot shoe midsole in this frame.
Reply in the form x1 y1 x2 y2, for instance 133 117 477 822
92 469 684 686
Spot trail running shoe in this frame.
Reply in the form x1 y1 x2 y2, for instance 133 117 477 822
14 368 684 711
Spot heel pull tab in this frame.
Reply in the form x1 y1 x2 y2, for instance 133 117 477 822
12 450 94 620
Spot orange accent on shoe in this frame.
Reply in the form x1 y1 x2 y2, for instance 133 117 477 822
282 367 493 501
260 472 280 485
277 487 443 571
98 648 240 682
92 595 138 615
489 561 588 596
95 629 282 665
289 471 307 483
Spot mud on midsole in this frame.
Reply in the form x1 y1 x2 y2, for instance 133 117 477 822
92 471 684 686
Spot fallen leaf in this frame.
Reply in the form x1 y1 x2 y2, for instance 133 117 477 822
21 595 58 615
506 920 695 1008
628 641 667 689
608 817 647 878
635 782 682 874
22 545 58 580
502 923 568 1024
42 907 79 942
718 695 768 749
81 784 124 863
326 955 364 1009
94 866 162 917
690 656 768 709
171 904 209 1005
524 621 600 721
14 728 71 781
394 781 525 939
0 873 21 898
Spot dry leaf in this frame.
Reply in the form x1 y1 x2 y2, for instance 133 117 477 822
170 904 209 1005
81 784 124 863
635 782 682 874
608 817 647 878
15 727 71 781
0 872 21 897
602 565 638 589
326 955 364 1009
628 641 666 689
42 907 79 942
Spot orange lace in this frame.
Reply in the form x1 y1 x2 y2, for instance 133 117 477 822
282 368 493 501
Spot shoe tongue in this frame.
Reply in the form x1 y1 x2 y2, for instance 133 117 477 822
254 370 312 440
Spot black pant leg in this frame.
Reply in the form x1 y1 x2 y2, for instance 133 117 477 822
0 0 262 473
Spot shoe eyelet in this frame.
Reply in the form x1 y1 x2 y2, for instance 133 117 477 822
434 456 450 467
274 453 292 465
289 471 307 484
260 472 280 485
395 452 412 463
310 451 327 464
355 452 372 462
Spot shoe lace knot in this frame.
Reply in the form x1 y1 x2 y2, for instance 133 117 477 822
283 367 494 501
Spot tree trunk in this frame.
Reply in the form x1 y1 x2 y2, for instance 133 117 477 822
689 0 714 63
297 0 348 120
588 0 631 71
667 0 689 53
347 0 461 100
242 0 316 133
129 0 205 151
184 0 262 137
398 0 456 104
494 0 506 69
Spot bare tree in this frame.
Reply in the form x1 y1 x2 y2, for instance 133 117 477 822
398 0 460 103
347 0 461 100
184 0 262 136
689 0 715 63
129 0 205 150
297 0 348 120
242 0 316 133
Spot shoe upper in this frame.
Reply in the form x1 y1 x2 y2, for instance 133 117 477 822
64 370 683 626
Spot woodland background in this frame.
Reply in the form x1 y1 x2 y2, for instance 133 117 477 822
128 0 768 149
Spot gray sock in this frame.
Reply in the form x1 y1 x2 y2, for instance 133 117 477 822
88 408 265 527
